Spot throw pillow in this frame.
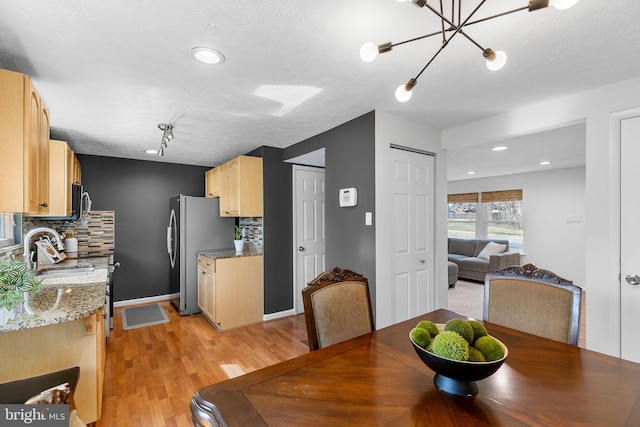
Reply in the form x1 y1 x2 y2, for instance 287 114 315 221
477 241 507 260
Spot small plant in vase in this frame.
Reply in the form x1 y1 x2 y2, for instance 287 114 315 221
234 225 245 253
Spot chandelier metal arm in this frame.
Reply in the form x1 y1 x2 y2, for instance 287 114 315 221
413 0 486 81
463 6 530 27
389 4 531 52
410 0 486 81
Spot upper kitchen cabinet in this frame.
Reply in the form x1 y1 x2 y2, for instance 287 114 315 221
48 140 82 217
205 167 219 198
218 156 263 217
0 69 50 214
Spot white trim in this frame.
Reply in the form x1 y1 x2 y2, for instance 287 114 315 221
263 309 296 321
114 293 178 308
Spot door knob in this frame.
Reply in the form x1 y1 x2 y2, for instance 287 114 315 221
626 274 640 285
298 246 305 252
419 259 426 264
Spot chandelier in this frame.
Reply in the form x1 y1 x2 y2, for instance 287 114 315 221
157 123 174 157
360 0 580 102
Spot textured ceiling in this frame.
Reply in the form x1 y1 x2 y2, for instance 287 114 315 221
0 1 638 179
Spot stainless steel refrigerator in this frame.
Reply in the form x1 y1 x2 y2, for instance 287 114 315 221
167 195 234 315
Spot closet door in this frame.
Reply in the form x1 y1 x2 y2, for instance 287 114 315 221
620 115 640 362
390 148 435 323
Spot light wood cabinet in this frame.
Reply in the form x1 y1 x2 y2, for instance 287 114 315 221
205 167 220 198
0 69 50 214
218 162 230 214
0 307 107 424
197 254 263 331
198 255 216 321
216 156 263 217
49 140 82 217
70 148 82 185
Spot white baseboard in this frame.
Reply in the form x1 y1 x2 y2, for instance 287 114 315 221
263 309 296 321
114 293 178 308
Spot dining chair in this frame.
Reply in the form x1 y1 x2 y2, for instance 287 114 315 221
483 263 582 345
302 267 375 351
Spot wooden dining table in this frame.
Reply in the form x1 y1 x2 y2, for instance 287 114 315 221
191 309 640 426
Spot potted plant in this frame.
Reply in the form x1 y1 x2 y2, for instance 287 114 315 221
234 225 245 253
0 261 42 325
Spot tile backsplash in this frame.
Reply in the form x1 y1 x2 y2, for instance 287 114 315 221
239 217 263 249
21 211 115 258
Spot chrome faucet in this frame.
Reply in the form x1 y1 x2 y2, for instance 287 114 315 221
22 227 65 270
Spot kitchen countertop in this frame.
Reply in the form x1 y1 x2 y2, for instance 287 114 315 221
197 247 263 260
0 257 109 333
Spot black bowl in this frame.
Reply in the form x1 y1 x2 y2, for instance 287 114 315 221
409 325 508 397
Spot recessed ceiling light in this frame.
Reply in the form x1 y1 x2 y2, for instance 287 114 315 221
539 161 552 165
467 171 477 175
191 47 225 65
491 146 508 151
146 149 158 155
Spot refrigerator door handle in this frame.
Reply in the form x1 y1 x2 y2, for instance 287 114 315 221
168 209 177 268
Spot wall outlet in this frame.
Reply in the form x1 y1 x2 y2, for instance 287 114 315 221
365 212 373 226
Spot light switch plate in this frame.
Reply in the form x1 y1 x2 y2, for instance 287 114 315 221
365 212 372 225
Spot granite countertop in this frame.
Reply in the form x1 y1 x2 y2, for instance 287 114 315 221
197 247 263 260
0 257 109 333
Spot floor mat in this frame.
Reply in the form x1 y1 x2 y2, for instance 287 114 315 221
122 304 169 330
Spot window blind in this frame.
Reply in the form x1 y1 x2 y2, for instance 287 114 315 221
447 193 479 203
481 189 523 203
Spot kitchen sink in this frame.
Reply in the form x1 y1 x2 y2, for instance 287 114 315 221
35 265 96 278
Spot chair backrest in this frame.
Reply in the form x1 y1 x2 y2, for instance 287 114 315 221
483 263 582 345
302 267 375 351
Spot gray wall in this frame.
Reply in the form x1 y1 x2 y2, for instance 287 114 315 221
284 111 377 306
77 111 376 310
78 154 209 302
247 146 294 314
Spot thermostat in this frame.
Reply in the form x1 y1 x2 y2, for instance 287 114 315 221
339 187 357 207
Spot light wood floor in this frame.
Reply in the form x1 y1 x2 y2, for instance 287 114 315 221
97 301 309 427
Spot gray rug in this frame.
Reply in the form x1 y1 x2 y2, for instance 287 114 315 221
122 304 169 330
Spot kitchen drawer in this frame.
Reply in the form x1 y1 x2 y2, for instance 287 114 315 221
198 255 215 272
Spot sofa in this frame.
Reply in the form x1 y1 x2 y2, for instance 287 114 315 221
448 238 520 282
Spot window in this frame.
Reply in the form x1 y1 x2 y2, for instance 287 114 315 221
484 201 523 251
448 189 524 251
0 213 16 248
448 193 478 239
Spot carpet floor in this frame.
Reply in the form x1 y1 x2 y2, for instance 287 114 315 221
448 279 484 320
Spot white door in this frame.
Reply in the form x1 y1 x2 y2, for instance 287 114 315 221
390 148 435 323
293 165 326 313
620 115 640 362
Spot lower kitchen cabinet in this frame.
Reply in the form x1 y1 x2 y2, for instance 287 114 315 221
197 254 263 330
0 307 106 424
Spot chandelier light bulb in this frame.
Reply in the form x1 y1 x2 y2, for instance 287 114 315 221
360 42 379 62
549 0 579 10
486 50 507 71
395 84 412 102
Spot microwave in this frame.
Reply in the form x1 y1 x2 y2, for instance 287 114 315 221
43 184 92 220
